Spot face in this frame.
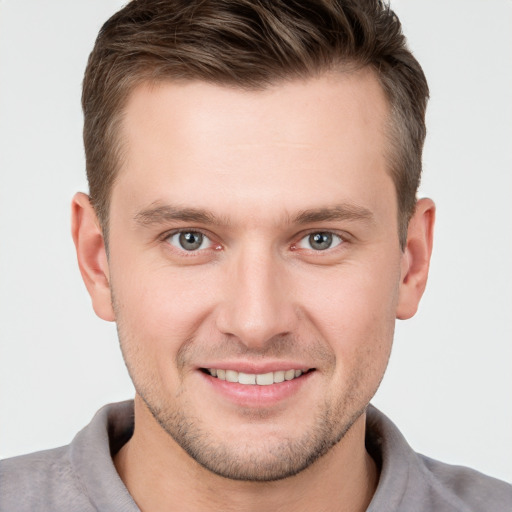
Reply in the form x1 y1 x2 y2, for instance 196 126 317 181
105 71 405 481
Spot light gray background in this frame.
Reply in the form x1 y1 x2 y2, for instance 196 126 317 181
0 0 511 482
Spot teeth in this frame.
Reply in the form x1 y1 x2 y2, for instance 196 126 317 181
207 368 306 385
285 369 295 381
238 372 256 385
225 370 238 383
274 370 285 383
256 372 274 386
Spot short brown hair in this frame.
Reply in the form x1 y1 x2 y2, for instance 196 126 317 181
82 0 428 247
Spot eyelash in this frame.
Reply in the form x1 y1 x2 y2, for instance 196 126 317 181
161 228 348 255
292 231 345 252
162 229 219 254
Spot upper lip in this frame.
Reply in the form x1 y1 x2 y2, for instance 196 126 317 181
197 361 314 374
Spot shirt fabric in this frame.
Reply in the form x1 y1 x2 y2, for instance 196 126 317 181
1 401 510 511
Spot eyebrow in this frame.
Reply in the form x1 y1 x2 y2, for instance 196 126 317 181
134 203 374 228
293 204 375 225
134 204 230 227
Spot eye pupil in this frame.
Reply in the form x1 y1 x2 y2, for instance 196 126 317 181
179 232 203 250
309 232 332 250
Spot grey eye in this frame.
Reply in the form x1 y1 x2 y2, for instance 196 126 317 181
180 232 203 250
308 232 333 250
167 231 209 251
296 232 343 251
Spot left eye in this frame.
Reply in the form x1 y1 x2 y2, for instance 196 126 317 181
296 232 343 251
167 231 212 251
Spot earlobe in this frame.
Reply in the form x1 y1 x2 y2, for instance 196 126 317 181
71 192 115 322
396 198 436 320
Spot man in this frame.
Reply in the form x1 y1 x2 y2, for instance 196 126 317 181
1 1 510 511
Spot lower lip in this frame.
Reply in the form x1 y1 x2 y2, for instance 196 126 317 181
200 370 314 408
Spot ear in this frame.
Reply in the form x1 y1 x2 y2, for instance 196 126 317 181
71 192 115 322
396 198 436 320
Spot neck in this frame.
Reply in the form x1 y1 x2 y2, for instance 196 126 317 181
114 396 378 512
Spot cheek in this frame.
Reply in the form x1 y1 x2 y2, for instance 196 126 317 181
111 261 220 352
306 277 396 410
296 260 399 373
111 268 217 399
299 258 399 324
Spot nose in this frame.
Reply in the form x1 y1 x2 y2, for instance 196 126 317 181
215 247 299 350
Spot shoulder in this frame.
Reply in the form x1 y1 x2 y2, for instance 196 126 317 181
0 401 136 512
0 446 94 512
366 405 512 512
417 454 512 511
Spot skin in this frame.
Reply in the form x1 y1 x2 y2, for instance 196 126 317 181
72 69 435 512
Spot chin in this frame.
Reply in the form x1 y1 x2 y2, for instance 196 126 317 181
142 391 367 482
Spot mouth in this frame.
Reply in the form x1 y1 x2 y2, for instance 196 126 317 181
201 368 315 385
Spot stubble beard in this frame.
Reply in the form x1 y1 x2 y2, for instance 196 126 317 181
113 298 385 482
138 386 368 482
118 340 374 482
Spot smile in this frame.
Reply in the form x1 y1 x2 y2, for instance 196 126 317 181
204 368 311 385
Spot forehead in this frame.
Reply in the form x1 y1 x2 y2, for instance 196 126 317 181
121 68 389 149
112 70 394 224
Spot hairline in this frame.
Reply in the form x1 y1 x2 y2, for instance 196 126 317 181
98 64 411 252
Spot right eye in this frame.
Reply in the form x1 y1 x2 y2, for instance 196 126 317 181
166 231 212 252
